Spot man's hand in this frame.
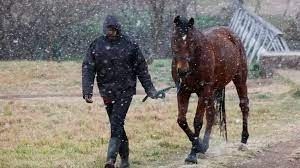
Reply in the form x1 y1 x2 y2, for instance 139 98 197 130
84 95 93 103
149 90 166 99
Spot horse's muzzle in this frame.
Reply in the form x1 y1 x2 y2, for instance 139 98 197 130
177 68 190 78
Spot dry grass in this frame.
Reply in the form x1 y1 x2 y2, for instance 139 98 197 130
0 61 81 96
0 60 300 168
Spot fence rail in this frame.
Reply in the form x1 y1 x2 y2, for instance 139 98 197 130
229 6 290 64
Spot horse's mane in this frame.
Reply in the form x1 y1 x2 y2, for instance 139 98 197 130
188 27 209 59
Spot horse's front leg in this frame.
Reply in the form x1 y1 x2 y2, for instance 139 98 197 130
177 91 197 163
202 85 215 153
177 91 194 141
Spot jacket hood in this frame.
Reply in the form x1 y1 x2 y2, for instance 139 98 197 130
103 15 121 35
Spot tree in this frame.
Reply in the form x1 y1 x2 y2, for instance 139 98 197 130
0 0 195 60
283 0 292 17
230 0 244 11
254 0 261 14
147 0 166 57
0 0 105 60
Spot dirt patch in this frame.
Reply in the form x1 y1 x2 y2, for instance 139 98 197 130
158 122 300 168
233 139 300 168
276 69 300 86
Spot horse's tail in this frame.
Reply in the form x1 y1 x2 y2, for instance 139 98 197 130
237 36 247 65
216 87 227 141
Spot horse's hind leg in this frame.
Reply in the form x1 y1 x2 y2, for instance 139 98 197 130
233 73 249 148
200 85 215 153
194 96 205 138
193 95 206 152
213 88 224 125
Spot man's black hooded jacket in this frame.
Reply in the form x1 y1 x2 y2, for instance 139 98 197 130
82 15 156 99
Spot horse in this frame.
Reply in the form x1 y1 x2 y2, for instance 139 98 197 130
171 15 249 164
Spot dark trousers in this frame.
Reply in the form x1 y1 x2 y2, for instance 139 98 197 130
104 97 132 141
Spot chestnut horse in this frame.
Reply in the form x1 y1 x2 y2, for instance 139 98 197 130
171 16 249 164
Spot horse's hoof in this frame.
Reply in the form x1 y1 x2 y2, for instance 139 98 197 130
201 143 209 153
193 138 207 154
238 143 248 151
184 153 198 164
197 139 209 153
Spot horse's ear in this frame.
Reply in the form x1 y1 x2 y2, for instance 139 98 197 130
188 18 194 27
174 15 180 25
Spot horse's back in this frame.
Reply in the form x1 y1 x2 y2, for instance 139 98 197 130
203 26 247 88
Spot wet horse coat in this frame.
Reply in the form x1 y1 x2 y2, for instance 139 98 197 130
171 16 249 163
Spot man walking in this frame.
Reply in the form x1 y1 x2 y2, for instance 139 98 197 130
82 15 165 168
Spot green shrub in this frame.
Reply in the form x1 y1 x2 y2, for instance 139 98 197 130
249 63 264 79
292 88 300 98
195 15 223 29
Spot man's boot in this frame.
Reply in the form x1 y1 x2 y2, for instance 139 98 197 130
119 140 130 168
105 137 121 168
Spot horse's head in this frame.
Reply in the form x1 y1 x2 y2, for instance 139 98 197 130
171 15 195 78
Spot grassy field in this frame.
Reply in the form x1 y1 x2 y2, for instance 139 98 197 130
0 60 300 168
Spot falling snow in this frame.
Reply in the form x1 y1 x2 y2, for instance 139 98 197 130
1 0 300 167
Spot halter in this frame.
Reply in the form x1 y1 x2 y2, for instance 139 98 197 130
173 54 194 78
174 55 193 62
172 43 195 63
